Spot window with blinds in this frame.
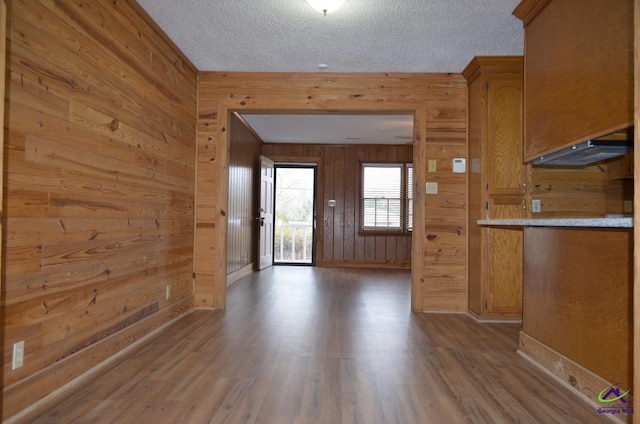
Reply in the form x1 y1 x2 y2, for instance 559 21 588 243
406 164 413 231
361 163 413 233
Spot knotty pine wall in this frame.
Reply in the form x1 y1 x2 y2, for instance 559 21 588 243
2 1 197 420
196 72 468 313
262 143 413 268
227 114 261 275
529 165 632 217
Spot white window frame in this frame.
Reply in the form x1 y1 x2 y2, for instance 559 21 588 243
361 162 413 234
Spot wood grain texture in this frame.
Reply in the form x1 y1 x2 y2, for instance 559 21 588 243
2 1 197 420
634 2 639 423
464 57 524 318
529 165 631 218
466 70 483 315
9 267 611 424
523 227 632 389
197 72 468 312
518 0 634 161
1 0 7 421
519 331 632 421
227 114 261 274
262 143 412 268
512 0 551 26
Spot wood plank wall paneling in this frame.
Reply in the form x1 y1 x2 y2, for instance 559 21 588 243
262 143 413 268
227 114 261 275
196 72 468 312
529 165 632 217
2 1 198 420
1 0 6 421
635 1 639 422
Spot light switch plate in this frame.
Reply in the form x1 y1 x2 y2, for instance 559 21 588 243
425 182 438 194
428 160 437 172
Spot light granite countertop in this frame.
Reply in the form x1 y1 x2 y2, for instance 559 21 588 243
478 217 633 228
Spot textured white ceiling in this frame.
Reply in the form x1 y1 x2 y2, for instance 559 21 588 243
137 0 524 73
241 114 414 144
137 0 524 143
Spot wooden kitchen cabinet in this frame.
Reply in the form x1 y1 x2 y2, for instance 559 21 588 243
521 227 632 395
463 57 525 319
513 0 634 162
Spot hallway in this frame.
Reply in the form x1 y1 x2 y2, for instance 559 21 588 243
16 267 608 423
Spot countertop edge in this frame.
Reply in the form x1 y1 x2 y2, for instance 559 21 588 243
477 218 633 228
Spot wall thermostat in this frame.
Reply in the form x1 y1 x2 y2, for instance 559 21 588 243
452 158 466 173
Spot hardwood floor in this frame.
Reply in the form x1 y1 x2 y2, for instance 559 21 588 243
14 267 609 423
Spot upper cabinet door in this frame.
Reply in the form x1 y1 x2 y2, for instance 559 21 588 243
514 0 634 162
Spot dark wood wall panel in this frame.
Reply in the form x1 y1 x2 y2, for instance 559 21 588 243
262 143 413 268
2 1 198 420
227 115 261 274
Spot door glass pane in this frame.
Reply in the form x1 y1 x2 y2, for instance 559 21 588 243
274 167 315 264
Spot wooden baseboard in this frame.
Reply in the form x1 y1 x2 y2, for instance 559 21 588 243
318 260 410 269
2 297 195 423
518 331 632 423
467 310 522 324
418 310 467 315
226 263 255 286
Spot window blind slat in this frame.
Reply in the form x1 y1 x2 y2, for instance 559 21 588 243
362 164 410 231
406 165 413 230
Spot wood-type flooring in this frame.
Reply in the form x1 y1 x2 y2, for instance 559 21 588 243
13 267 610 423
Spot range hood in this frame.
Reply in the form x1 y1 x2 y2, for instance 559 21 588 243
531 129 633 166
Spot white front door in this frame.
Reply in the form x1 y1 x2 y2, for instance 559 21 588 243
258 156 275 270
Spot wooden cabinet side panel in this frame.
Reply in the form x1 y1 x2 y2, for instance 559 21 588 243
467 77 484 314
524 0 634 161
523 228 632 388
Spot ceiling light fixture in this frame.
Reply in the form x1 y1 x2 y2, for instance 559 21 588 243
306 0 346 15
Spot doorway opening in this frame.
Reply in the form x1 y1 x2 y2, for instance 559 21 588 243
273 164 317 265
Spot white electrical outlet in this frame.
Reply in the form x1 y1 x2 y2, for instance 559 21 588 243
166 285 171 300
531 199 542 213
12 341 24 370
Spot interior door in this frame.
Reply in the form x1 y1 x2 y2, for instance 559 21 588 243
258 156 275 270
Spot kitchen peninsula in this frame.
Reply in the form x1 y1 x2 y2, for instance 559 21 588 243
480 218 633 404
